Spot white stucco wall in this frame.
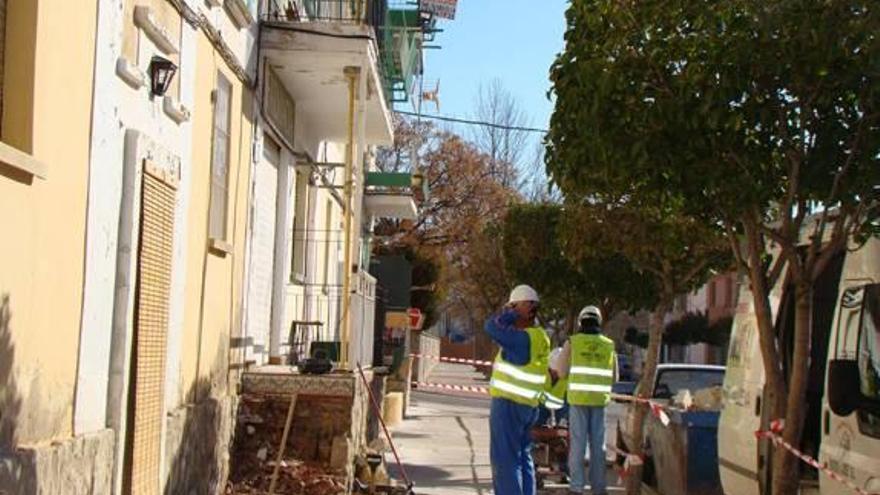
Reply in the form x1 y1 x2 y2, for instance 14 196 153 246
75 0 125 436
74 0 196 435
76 0 262 434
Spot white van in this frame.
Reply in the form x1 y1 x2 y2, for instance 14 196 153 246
718 237 880 494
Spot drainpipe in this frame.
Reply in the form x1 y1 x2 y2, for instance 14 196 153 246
340 66 360 369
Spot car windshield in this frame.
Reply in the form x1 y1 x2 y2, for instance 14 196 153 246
655 369 724 397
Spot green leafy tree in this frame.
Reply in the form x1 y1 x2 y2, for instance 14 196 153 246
547 2 880 493
559 201 729 493
502 203 654 343
625 314 732 349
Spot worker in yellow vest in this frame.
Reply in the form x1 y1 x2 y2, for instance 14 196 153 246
485 285 550 495
557 305 617 495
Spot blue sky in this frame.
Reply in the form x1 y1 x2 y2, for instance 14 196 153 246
406 0 569 134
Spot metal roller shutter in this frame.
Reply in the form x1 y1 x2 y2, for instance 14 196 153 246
244 134 279 363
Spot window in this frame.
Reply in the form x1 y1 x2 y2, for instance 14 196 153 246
290 169 309 281
654 368 725 398
0 0 47 180
858 285 880 437
209 72 232 242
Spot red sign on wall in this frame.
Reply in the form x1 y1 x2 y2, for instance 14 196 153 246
408 308 424 330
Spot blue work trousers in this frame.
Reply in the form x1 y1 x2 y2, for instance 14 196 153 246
568 405 607 495
489 397 539 495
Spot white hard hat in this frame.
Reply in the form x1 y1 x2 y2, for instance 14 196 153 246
578 305 603 325
507 284 539 304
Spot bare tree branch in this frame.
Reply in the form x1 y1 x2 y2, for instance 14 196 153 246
809 114 868 270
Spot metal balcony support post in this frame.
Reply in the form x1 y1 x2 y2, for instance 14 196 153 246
340 66 360 370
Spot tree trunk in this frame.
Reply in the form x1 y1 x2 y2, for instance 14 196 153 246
625 299 669 495
771 281 812 495
743 220 787 423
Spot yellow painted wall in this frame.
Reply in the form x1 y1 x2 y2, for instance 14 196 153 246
179 34 252 404
0 0 97 446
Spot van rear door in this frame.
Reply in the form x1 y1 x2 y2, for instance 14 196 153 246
821 240 880 495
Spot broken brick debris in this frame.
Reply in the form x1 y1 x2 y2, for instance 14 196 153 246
226 394 348 495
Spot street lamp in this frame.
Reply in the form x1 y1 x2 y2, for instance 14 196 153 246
149 56 177 97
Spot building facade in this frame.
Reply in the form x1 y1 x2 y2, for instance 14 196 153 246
0 0 429 493
0 0 108 492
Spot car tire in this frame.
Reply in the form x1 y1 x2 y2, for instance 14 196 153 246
642 441 657 486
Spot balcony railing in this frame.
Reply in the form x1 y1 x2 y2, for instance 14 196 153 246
263 0 435 104
265 0 384 26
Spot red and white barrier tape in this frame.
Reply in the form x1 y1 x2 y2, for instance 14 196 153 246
409 353 494 367
411 353 678 425
755 420 879 495
610 393 673 426
415 381 490 395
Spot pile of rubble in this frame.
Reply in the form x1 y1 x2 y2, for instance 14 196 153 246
672 386 724 411
225 459 346 495
225 395 347 495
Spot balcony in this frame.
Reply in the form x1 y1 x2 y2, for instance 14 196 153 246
363 171 421 219
261 1 435 145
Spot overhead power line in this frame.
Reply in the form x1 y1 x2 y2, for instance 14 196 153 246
395 110 549 134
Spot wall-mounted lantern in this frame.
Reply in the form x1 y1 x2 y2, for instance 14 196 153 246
149 56 178 97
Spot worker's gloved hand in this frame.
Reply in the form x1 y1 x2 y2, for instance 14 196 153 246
499 308 519 326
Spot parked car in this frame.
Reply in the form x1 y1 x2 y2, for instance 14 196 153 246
616 364 726 493
617 364 725 449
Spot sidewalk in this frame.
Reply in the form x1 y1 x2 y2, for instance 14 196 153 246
392 391 493 495
390 363 625 494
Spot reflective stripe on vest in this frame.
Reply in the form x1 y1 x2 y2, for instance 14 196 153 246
569 382 613 393
543 392 565 410
490 378 541 401
494 361 546 384
489 327 550 407
541 373 568 410
570 366 614 378
567 333 615 407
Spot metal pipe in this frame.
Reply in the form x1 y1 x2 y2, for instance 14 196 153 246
340 66 360 369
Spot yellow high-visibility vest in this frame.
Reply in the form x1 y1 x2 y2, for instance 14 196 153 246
567 333 615 407
542 374 567 410
489 327 550 407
